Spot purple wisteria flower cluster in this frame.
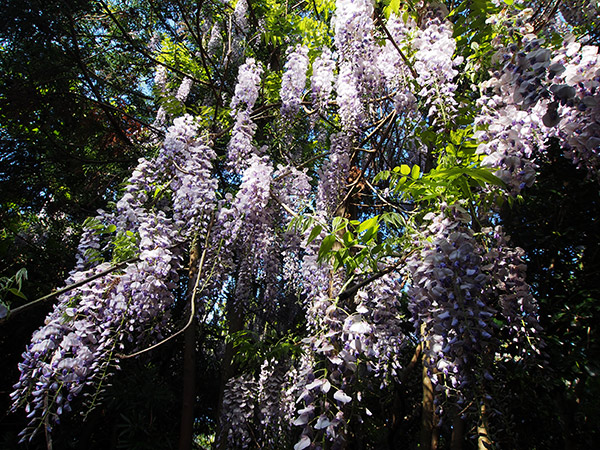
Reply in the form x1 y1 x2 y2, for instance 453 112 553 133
333 0 377 130
215 154 278 308
407 205 496 395
476 7 600 185
352 269 407 384
311 47 336 113
316 133 351 217
228 58 264 173
280 45 309 118
406 202 544 405
11 115 219 442
546 41 600 176
474 35 552 193
412 17 461 124
483 226 543 359
256 358 296 447
375 13 418 114
219 374 257 448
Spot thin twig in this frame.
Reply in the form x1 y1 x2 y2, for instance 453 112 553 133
336 252 414 301
377 15 418 79
1 256 140 324
363 177 405 212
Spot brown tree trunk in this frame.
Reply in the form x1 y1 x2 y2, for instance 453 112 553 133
420 364 436 450
477 400 493 450
215 295 245 450
450 411 465 450
178 243 200 450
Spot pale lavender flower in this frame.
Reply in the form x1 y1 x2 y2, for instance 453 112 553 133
230 58 263 113
175 77 193 102
227 110 259 172
154 65 167 92
316 132 350 216
233 0 249 33
311 47 336 112
280 45 309 118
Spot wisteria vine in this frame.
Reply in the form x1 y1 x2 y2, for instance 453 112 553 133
9 0 600 448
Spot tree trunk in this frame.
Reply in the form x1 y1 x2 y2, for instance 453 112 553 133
420 364 436 450
477 400 493 450
215 294 245 450
178 243 200 450
450 411 465 450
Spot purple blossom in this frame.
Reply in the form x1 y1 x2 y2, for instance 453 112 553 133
280 45 309 118
311 47 336 112
230 58 263 114
228 58 263 172
407 205 495 394
175 77 193 102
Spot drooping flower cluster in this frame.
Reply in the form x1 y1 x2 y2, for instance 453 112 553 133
316 132 351 216
11 116 218 442
175 77 193 102
161 115 218 235
219 374 257 449
333 0 378 130
280 45 309 118
545 41 600 176
228 58 264 172
311 47 336 113
215 153 289 314
473 35 553 193
407 205 496 394
13 2 594 447
412 17 461 124
352 269 407 383
475 8 600 186
375 13 418 114
232 0 249 33
483 226 543 359
255 358 297 447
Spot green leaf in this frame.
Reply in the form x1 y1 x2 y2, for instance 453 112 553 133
332 216 346 232
342 231 356 247
8 288 27 300
400 164 411 176
358 216 378 233
318 234 336 261
411 165 421 180
307 224 323 244
467 168 506 187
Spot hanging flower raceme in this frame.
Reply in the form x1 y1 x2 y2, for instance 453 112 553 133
545 41 600 177
473 35 553 194
218 374 257 449
228 58 264 173
333 0 379 130
316 132 351 216
407 203 544 407
352 268 407 384
375 13 418 114
280 45 309 118
412 17 461 125
483 226 543 360
407 205 496 396
11 115 219 442
311 47 336 113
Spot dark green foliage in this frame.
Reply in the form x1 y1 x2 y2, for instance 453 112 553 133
502 141 600 449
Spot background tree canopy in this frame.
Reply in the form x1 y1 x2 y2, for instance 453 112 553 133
0 0 599 449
